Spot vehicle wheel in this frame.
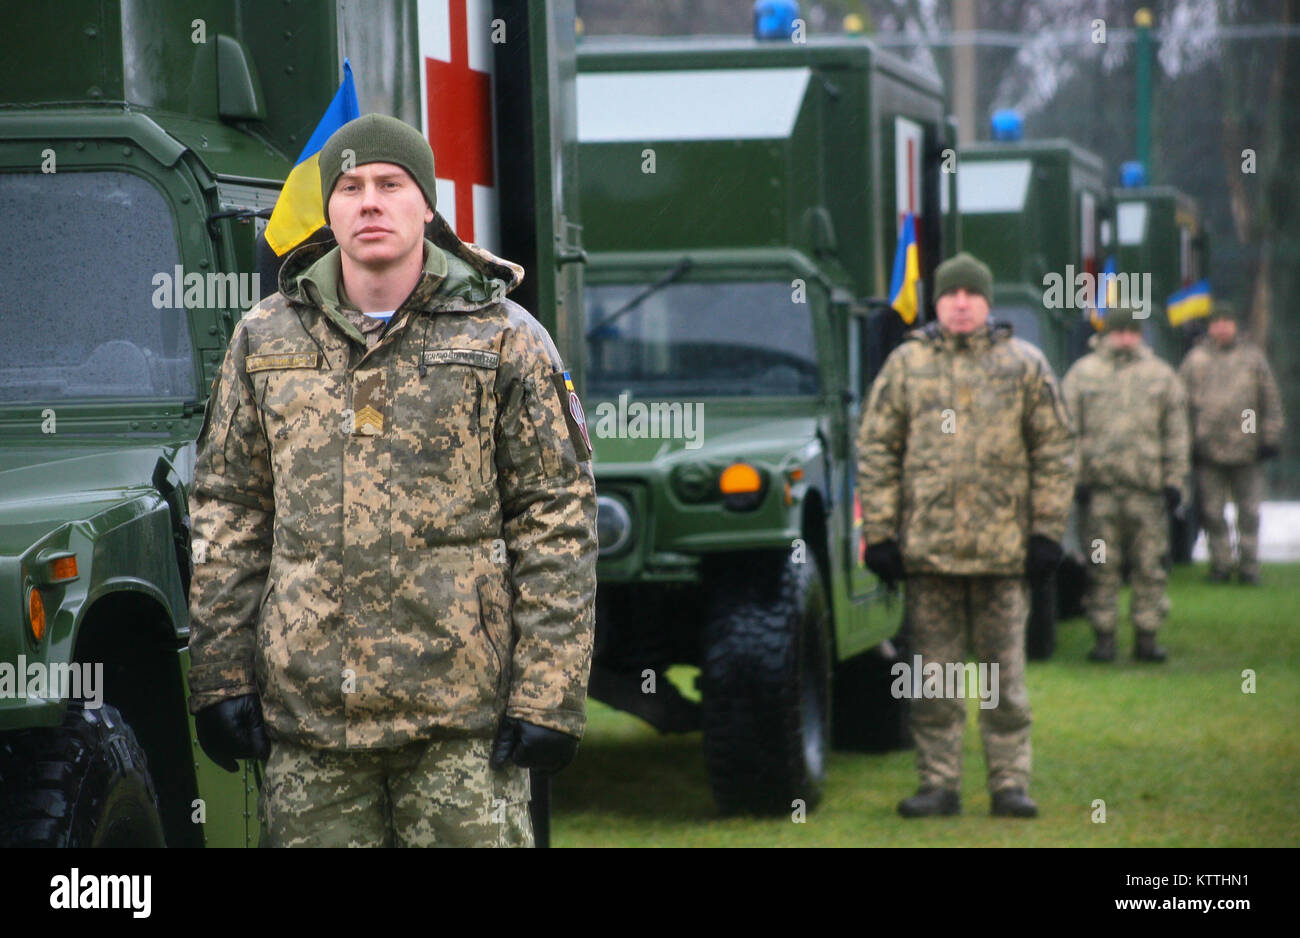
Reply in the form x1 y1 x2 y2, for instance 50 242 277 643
1026 574 1057 661
832 626 913 753
0 702 166 847
700 550 831 816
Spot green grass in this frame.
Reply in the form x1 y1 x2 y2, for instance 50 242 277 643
552 563 1300 847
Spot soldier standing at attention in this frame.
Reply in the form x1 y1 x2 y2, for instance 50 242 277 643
1178 303 1285 585
1061 307 1190 663
185 115 598 847
857 252 1075 819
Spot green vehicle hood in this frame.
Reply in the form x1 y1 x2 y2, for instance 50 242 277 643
0 441 183 556
590 408 820 472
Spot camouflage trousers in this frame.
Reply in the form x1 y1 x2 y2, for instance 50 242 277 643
1083 489 1169 635
260 735 532 847
905 575 1031 794
1197 463 1264 578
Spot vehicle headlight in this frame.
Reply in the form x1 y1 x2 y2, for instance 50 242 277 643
596 495 634 557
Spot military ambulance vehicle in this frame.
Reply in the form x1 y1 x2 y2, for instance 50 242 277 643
0 0 581 847
955 122 1111 653
576 30 952 815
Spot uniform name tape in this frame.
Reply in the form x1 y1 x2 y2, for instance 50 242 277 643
422 348 500 369
246 352 319 372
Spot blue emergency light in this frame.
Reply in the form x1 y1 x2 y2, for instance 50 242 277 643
991 109 1024 141
754 0 800 39
1120 161 1148 187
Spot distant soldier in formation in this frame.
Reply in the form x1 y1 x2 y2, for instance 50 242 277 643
857 252 1075 819
1178 303 1285 585
1062 307 1190 663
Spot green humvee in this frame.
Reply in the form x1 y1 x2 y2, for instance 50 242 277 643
0 0 581 847
575 35 953 815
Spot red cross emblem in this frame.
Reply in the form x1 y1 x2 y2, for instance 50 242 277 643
422 0 494 244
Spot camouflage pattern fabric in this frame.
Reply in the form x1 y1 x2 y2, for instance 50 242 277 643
1197 463 1266 578
1061 337 1190 494
1179 337 1285 466
1081 491 1170 635
187 214 598 751
260 736 532 847
856 320 1076 576
906 575 1032 793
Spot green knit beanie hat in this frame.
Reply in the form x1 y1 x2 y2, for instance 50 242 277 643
934 252 993 301
318 114 437 225
1102 305 1140 332
1209 301 1237 322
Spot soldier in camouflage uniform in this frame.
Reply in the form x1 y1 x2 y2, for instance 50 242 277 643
186 115 598 847
1061 307 1190 663
857 252 1075 819
1178 303 1285 585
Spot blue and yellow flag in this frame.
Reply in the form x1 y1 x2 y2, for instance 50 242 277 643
1090 256 1118 331
265 59 361 256
1167 279 1212 326
889 213 920 325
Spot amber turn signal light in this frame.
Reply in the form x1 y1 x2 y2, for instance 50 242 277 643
719 463 762 495
49 556 78 582
27 586 46 642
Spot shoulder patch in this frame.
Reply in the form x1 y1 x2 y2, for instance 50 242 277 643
550 370 593 461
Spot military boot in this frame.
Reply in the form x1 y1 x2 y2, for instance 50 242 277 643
1087 632 1116 662
1135 631 1167 663
1238 570 1261 586
1206 569 1231 583
897 788 961 818
991 788 1038 818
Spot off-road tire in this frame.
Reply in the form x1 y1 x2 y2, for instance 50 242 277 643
0 702 166 847
700 551 831 816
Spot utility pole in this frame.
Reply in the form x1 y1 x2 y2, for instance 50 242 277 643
953 0 976 143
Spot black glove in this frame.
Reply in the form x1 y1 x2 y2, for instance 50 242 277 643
1259 443 1280 461
195 694 270 773
1025 535 1063 582
1074 485 1092 509
489 717 580 775
863 539 904 585
1164 487 1182 511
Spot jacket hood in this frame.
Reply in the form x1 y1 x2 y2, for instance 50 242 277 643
276 212 525 316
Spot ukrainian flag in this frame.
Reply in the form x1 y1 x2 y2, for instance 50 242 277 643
1166 279 1212 326
1090 256 1118 331
889 213 921 325
265 59 361 256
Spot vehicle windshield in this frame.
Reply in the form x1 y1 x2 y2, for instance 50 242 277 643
0 171 196 402
584 279 820 398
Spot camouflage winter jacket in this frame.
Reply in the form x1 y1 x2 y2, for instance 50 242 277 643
1178 336 1285 466
856 320 1076 576
1061 336 1190 493
187 216 598 749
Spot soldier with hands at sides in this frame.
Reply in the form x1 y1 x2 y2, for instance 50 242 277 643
186 115 598 847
